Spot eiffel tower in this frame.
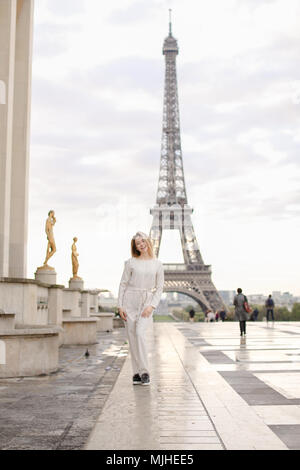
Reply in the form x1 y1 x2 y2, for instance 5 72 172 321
149 13 224 313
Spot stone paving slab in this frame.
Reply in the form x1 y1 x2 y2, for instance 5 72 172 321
0 329 128 450
177 321 300 449
253 406 300 425
168 324 288 450
269 425 300 450
85 322 300 450
85 324 224 450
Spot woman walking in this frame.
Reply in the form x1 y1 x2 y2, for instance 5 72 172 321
233 288 249 337
117 231 164 386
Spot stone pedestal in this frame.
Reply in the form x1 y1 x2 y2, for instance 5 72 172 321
90 313 103 332
62 289 81 318
91 312 114 332
113 316 125 329
35 266 57 285
69 278 84 290
62 318 97 345
0 326 60 378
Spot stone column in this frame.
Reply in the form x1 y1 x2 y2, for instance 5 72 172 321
9 0 34 278
89 290 100 314
48 286 63 326
81 291 90 318
0 0 17 277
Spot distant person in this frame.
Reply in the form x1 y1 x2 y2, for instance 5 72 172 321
215 312 219 322
250 308 259 321
265 295 275 322
233 288 249 337
189 308 195 322
219 309 227 322
207 310 215 322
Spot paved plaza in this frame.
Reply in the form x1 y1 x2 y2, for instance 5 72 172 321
2 321 300 450
0 329 128 450
86 321 300 450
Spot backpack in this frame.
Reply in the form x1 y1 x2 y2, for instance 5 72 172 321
243 295 252 313
266 298 274 307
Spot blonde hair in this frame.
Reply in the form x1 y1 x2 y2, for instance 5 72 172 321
131 231 155 259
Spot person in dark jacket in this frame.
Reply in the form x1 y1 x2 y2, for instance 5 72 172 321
219 310 227 322
189 308 195 322
265 295 275 322
250 308 259 321
233 288 249 336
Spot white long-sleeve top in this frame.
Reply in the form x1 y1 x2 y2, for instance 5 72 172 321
117 257 164 310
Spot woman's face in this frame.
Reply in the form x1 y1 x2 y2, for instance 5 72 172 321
135 237 148 254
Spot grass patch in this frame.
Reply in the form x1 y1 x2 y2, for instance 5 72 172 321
153 315 176 322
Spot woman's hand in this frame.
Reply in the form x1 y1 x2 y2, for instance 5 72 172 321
119 308 127 321
141 306 154 318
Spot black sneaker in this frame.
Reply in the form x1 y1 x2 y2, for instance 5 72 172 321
141 373 150 386
133 374 142 385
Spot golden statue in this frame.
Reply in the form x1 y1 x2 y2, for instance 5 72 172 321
71 237 82 279
43 210 56 268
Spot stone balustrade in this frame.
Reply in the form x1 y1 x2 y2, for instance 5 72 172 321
0 278 108 377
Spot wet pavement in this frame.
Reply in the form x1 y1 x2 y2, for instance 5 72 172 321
0 329 128 450
2 321 300 450
86 321 300 450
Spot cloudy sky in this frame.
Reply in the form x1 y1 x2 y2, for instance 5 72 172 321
28 0 300 298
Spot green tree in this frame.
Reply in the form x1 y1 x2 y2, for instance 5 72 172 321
291 303 300 321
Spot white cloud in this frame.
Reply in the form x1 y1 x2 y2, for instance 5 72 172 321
28 0 300 297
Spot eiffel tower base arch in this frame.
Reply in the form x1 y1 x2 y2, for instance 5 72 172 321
163 264 225 313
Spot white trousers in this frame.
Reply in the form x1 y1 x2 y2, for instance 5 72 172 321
123 288 153 376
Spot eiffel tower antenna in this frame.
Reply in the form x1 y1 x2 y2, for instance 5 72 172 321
169 8 172 35
149 14 224 313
